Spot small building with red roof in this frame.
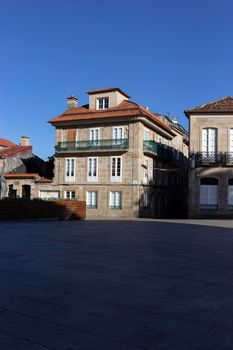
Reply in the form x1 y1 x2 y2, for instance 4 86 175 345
0 136 56 199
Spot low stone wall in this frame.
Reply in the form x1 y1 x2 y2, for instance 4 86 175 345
0 199 86 220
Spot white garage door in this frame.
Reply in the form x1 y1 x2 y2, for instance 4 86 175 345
200 185 218 210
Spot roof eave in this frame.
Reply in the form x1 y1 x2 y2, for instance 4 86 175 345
184 110 233 118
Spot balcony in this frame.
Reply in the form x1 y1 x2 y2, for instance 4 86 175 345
225 152 233 166
56 139 129 153
143 140 173 160
195 152 223 166
193 152 233 166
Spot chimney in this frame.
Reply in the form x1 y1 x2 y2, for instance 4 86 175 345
67 95 78 109
20 136 30 146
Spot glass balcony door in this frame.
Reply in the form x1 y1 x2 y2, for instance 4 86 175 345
89 128 100 146
202 128 217 163
113 127 124 146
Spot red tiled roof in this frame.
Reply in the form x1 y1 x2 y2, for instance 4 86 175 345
0 138 16 148
0 146 32 158
4 173 38 179
48 100 174 134
87 87 131 98
185 96 233 116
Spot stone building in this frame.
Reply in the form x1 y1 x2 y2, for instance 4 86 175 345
185 96 233 218
0 136 53 199
49 87 189 218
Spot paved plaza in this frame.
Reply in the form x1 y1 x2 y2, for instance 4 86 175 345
1 219 233 349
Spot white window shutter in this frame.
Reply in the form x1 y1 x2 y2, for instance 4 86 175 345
208 186 218 205
200 185 218 208
200 186 208 205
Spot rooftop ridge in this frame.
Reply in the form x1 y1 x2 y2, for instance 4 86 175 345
87 87 131 98
185 96 233 115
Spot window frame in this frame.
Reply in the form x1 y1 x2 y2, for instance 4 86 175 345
89 128 100 142
200 178 218 210
87 157 98 182
110 156 122 182
64 191 76 199
229 129 233 153
228 178 233 209
97 97 109 110
109 191 122 209
65 158 76 182
143 191 148 208
144 129 149 141
202 128 217 154
113 126 124 141
86 191 98 209
144 158 149 184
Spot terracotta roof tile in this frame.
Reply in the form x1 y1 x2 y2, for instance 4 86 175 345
0 146 32 158
0 138 16 147
185 96 233 116
48 100 173 134
87 87 131 98
4 173 38 179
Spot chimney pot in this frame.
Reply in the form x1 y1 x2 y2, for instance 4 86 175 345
67 95 78 109
20 136 30 146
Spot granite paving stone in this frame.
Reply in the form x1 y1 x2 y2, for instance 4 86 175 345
0 219 233 349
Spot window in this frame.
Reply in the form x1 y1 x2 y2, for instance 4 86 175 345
202 128 217 154
144 129 149 140
65 191 75 199
113 127 124 143
88 157 98 181
111 156 122 181
89 128 100 143
143 191 148 208
144 158 149 184
200 178 218 210
65 158 75 182
228 129 233 164
110 191 122 209
86 191 98 208
228 179 233 209
97 98 109 109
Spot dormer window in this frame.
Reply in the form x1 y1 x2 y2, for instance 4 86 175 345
97 97 109 110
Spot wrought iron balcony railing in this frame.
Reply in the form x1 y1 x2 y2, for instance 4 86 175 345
195 152 223 166
193 152 233 166
143 140 173 160
56 139 129 152
225 152 233 165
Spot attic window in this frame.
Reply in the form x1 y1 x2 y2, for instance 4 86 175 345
97 97 109 109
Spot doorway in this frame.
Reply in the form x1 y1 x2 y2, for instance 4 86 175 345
22 185 31 199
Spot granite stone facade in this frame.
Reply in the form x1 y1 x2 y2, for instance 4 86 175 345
49 88 189 218
185 97 233 218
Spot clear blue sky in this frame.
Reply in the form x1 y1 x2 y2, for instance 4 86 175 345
1 0 232 159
